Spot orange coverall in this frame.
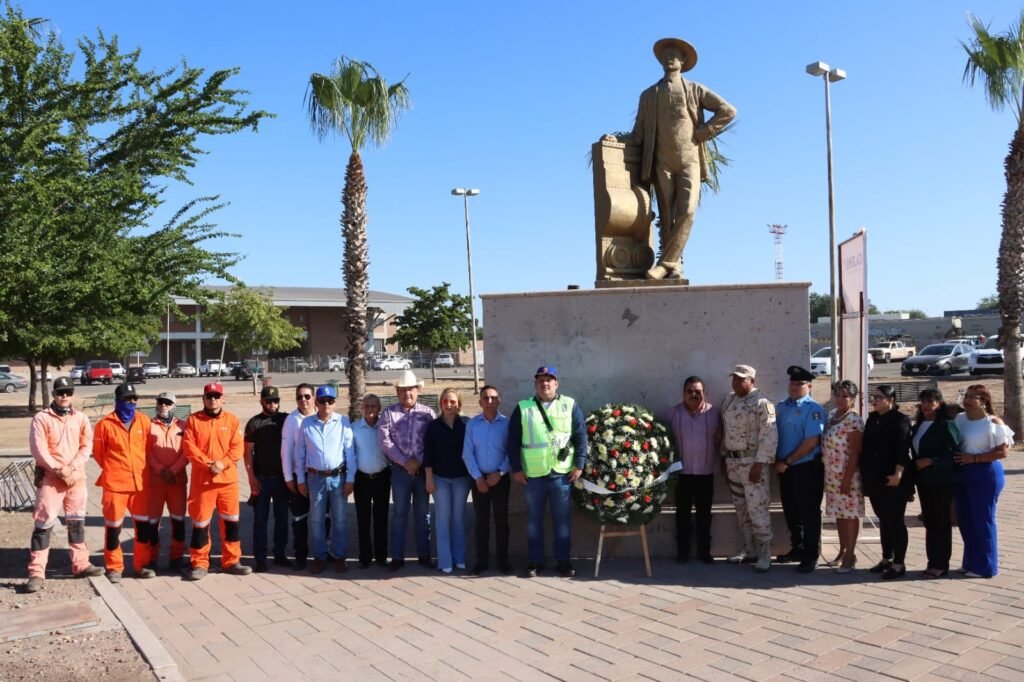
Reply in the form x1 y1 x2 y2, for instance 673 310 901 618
147 417 189 565
27 407 94 578
183 409 244 570
93 411 154 574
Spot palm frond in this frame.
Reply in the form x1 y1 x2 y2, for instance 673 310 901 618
962 11 1024 123
702 120 737 196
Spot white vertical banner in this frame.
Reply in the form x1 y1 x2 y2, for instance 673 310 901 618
838 230 868 416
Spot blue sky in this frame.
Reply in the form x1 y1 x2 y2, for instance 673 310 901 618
26 1 1018 318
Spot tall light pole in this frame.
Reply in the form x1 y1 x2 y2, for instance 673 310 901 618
806 61 846 383
451 187 481 394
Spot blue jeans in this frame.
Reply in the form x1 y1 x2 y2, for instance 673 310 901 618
252 476 290 561
308 473 348 560
432 476 471 571
526 473 572 564
390 464 431 560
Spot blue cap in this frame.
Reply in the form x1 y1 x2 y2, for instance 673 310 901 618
534 365 558 378
315 385 336 400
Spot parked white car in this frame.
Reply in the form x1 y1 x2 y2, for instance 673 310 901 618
374 355 411 371
969 337 1023 375
109 362 126 379
70 366 84 380
171 363 197 378
434 353 455 368
142 362 162 378
810 347 874 377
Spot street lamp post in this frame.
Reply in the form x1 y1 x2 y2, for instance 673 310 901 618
806 61 846 383
451 187 481 394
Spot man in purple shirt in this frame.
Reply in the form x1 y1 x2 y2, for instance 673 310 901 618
377 370 436 571
667 376 721 564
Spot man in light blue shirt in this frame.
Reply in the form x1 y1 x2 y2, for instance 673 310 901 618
463 385 512 575
353 394 390 569
294 385 354 573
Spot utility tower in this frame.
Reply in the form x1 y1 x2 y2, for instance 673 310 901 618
768 224 787 281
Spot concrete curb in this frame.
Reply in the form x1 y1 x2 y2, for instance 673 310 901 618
89 576 185 682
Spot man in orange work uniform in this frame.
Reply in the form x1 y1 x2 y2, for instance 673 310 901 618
183 382 251 580
92 383 155 583
147 391 189 573
25 377 104 593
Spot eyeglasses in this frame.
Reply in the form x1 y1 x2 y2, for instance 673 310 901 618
156 399 174 406
317 397 335 405
204 393 223 400
121 396 139 403
297 394 313 400
55 390 74 397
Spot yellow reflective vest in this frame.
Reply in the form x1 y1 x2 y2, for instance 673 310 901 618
518 396 576 478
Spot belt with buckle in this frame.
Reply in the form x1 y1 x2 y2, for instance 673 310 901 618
725 449 755 459
357 468 389 479
307 465 346 478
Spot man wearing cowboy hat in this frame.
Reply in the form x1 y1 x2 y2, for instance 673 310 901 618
604 37 736 280
378 370 436 571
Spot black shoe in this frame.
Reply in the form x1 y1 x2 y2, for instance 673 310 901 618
869 559 893 574
557 561 576 578
698 554 714 565
254 560 268 573
882 564 907 580
418 556 434 568
388 559 406 572
676 555 689 565
525 562 542 578
471 563 487 575
375 560 388 568
294 559 307 571
358 560 371 569
499 562 514 575
796 559 817 574
273 556 292 568
169 557 188 573
776 549 802 564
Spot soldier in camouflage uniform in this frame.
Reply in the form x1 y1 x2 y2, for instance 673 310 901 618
719 364 778 572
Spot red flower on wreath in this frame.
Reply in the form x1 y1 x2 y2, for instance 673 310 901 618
587 424 597 434
628 417 637 426
612 409 621 417
630 456 639 464
642 441 650 451
608 482 616 490
644 422 653 430
624 492 633 499
643 494 652 503
592 497 600 505
610 449 619 458
622 439 632 449
625 470 632 478
660 456 668 464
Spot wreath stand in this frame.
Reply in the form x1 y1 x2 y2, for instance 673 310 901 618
594 524 652 578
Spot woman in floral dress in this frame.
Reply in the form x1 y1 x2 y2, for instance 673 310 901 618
822 380 864 573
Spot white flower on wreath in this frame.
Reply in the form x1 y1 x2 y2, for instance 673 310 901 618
602 430 614 443
622 406 635 414
630 503 641 511
621 425 636 435
603 499 616 508
596 444 607 456
615 474 626 485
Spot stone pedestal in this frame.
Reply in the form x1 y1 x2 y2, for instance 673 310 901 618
479 282 812 559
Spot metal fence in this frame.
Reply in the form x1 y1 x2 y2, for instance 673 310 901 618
264 351 464 373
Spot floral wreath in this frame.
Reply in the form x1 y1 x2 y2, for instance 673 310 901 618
571 403 677 525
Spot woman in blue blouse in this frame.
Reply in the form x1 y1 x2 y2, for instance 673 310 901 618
424 388 472 573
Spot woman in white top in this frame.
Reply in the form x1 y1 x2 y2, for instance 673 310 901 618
953 385 1012 578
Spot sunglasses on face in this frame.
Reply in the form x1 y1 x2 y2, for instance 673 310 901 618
204 393 223 400
55 390 74 398
317 397 335 404
297 394 313 400
156 399 174 406
121 396 139 403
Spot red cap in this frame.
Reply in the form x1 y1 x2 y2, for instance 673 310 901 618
203 382 224 395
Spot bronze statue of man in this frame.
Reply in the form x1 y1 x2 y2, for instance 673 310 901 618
605 38 736 280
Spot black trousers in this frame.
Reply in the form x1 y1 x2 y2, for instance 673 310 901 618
779 459 824 561
470 473 510 566
675 474 713 559
868 487 909 564
289 490 309 564
355 469 391 565
917 483 953 571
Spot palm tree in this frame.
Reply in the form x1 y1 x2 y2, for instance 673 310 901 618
962 12 1024 436
305 57 410 419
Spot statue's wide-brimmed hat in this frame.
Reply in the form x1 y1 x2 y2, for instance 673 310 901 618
653 37 698 72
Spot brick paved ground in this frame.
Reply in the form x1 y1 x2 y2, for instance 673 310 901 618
82 457 1024 681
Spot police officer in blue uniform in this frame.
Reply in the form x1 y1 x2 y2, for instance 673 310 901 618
774 366 825 573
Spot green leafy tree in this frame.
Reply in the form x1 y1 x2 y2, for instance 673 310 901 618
305 57 411 419
963 12 1024 435
0 6 270 409
202 286 305 392
809 292 832 322
392 283 472 384
977 294 999 310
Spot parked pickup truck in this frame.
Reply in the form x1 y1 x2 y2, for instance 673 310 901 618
868 340 916 363
199 359 225 377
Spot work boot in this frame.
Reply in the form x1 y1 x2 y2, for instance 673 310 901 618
106 570 122 584
223 563 252 576
557 561 576 578
311 559 327 574
754 542 772 573
186 567 208 581
75 565 104 578
728 527 756 564
25 577 44 593
137 566 157 579
169 557 188 573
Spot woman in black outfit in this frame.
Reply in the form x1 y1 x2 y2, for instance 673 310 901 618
860 385 913 579
910 389 960 578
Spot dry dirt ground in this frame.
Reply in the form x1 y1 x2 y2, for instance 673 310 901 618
0 375 1009 681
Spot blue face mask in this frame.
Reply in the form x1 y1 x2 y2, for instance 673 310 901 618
114 399 136 424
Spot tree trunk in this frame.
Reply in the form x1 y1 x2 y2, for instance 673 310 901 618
40 359 50 407
342 151 369 421
998 122 1024 438
26 359 37 411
